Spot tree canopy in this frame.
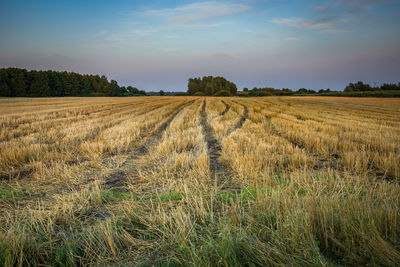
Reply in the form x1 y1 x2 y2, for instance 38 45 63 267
0 68 146 97
187 76 237 96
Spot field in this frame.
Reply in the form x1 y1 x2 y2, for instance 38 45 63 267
0 96 399 266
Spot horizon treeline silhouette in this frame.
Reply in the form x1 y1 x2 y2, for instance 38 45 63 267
1 68 399 97
0 68 146 97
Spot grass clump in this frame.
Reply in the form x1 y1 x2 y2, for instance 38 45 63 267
100 190 135 203
0 186 24 200
158 191 183 202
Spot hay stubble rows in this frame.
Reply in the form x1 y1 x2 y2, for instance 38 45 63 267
0 96 399 266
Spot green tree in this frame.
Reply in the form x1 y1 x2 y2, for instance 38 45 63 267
187 76 237 96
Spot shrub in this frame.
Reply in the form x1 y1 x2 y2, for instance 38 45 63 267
213 90 232 97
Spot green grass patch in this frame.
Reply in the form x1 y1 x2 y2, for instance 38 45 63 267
217 191 237 203
218 187 259 203
240 187 257 201
158 191 183 202
0 186 24 200
100 190 135 203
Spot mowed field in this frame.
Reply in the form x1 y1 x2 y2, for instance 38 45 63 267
0 96 399 266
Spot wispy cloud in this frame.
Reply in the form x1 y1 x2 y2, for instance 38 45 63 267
341 0 386 10
315 6 331 14
209 52 236 59
246 30 269 38
272 18 332 29
315 0 385 16
191 51 237 62
132 30 157 36
169 22 226 29
272 16 349 34
141 1 251 25
321 29 350 34
274 0 385 34
103 29 156 43
285 37 299 41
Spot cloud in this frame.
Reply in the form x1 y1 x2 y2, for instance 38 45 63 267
341 0 386 13
132 30 157 36
169 22 225 29
190 51 237 62
274 0 386 33
315 6 331 14
316 0 385 16
285 37 299 41
272 18 332 29
321 29 350 33
141 1 251 25
102 30 156 43
208 52 236 59
342 0 386 6
246 30 269 38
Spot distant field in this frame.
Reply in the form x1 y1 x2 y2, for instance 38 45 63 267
0 96 399 266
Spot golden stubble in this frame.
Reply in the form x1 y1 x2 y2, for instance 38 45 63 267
0 96 399 266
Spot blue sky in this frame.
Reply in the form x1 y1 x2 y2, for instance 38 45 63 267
1 0 399 91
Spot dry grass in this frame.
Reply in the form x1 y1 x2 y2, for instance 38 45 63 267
0 96 399 266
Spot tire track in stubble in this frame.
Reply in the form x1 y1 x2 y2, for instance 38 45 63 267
80 99 197 221
0 103 159 181
226 101 248 136
200 99 224 176
220 100 230 116
2 101 199 220
27 100 197 222
264 114 339 171
264 115 397 181
104 99 196 188
200 99 249 178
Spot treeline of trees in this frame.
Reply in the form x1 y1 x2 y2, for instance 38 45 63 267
344 81 400 92
317 90 400 97
187 76 237 96
238 81 400 97
146 90 188 96
0 68 146 97
237 87 324 97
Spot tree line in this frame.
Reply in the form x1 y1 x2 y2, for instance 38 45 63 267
344 81 400 92
2 69 398 98
0 68 146 97
237 87 334 96
237 83 400 97
185 77 399 97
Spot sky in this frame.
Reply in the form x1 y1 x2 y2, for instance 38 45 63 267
0 0 399 91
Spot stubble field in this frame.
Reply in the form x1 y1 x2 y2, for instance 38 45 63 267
0 96 399 266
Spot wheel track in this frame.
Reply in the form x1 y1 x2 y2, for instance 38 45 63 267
200 99 224 175
104 99 196 188
264 114 398 181
226 101 248 136
200 99 249 177
264 114 340 171
0 102 176 182
220 100 230 116
84 99 197 221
